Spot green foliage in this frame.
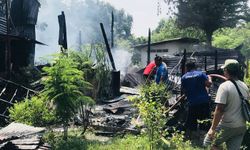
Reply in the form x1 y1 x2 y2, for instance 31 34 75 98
131 50 141 65
43 131 200 150
242 122 250 149
90 44 113 100
68 49 95 83
130 83 169 149
88 135 150 150
9 96 56 127
44 131 150 150
166 130 199 150
213 23 250 57
152 18 206 42
176 0 249 45
42 54 94 138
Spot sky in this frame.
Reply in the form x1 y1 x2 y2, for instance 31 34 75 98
100 0 169 36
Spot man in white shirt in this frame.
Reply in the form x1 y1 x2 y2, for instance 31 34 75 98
205 59 249 150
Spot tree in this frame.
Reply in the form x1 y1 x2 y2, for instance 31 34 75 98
213 23 250 57
151 18 206 42
42 54 94 139
176 0 250 46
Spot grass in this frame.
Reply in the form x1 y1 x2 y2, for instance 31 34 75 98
42 129 203 150
43 130 151 150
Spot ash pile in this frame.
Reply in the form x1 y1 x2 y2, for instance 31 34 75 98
89 87 140 136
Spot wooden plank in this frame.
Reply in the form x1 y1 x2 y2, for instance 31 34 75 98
0 98 13 105
16 144 38 150
0 77 38 94
120 86 139 95
0 113 9 119
11 138 40 145
102 94 128 103
0 85 6 96
91 125 140 135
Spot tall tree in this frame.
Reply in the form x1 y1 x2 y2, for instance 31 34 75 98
151 18 206 42
176 0 250 46
213 23 250 57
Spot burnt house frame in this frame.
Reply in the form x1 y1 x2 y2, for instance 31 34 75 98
0 0 41 73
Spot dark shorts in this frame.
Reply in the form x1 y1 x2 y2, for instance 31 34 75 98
143 74 154 81
185 102 210 131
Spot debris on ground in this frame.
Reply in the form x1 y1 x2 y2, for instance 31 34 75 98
0 122 50 150
90 90 140 136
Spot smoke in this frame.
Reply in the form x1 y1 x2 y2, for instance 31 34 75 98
112 48 132 76
35 0 116 62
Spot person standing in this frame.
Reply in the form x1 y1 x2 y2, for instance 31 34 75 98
205 59 249 150
181 61 212 137
154 56 168 84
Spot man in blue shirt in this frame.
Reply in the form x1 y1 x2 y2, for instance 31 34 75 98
155 56 168 84
181 61 212 136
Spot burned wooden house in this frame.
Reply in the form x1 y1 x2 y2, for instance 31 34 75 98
0 0 41 73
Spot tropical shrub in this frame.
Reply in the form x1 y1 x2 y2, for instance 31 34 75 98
42 54 94 139
9 96 55 126
130 83 169 150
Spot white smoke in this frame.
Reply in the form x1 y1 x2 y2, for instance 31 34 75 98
112 48 132 76
35 0 115 62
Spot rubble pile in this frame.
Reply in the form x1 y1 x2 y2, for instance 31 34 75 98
90 87 140 136
0 123 50 150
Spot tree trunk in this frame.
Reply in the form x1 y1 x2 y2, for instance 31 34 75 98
63 123 68 140
206 31 213 47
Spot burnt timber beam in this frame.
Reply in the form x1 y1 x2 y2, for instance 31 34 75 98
0 98 13 105
100 23 116 70
111 11 114 48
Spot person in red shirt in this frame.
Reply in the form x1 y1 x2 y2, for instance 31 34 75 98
143 61 156 81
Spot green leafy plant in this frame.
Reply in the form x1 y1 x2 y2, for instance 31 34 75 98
166 130 199 150
42 54 94 139
9 96 56 126
130 83 169 150
91 44 113 101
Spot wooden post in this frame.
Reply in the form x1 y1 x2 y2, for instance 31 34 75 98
181 49 187 76
100 23 116 71
147 28 151 65
214 50 218 71
5 0 11 78
111 11 114 48
181 49 187 95
204 56 207 71
58 11 68 53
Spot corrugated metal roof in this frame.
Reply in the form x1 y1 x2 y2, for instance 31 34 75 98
134 37 200 48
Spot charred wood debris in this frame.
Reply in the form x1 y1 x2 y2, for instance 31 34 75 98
0 0 247 149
